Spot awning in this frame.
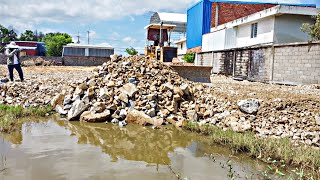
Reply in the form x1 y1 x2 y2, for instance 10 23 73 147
19 47 37 50
144 24 176 30
150 12 187 33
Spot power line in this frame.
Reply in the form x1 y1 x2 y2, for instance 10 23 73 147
76 32 80 44
87 30 90 44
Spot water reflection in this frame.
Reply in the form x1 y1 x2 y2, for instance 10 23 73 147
0 119 281 180
65 121 200 165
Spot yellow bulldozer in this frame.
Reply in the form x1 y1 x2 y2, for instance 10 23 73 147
144 23 178 63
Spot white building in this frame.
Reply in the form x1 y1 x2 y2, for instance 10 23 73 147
202 5 318 52
62 44 114 57
174 38 187 61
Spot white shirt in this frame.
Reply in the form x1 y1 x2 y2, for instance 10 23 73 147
13 54 19 65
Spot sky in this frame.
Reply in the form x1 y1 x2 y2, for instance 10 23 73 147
0 0 198 54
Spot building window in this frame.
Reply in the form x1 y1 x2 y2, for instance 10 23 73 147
251 23 258 38
180 43 183 50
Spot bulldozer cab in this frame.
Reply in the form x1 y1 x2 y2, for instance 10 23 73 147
144 23 177 62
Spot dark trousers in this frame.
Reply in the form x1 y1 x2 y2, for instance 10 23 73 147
8 64 24 82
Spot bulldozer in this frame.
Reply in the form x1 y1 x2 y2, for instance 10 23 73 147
144 23 178 62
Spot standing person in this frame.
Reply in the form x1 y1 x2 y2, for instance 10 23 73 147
5 42 24 82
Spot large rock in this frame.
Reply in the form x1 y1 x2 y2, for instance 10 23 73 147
225 116 252 133
67 99 90 121
80 110 111 123
315 115 320 126
180 84 190 96
120 83 138 97
51 94 65 108
90 102 106 113
118 93 129 104
87 87 95 97
238 99 260 114
186 110 198 122
166 115 184 128
126 109 155 126
55 105 68 116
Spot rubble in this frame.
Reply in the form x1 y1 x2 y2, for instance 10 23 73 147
0 56 319 147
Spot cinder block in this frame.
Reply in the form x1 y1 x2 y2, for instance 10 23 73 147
304 64 312 68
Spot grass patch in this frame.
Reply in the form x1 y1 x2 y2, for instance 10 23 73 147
0 104 53 133
185 122 320 178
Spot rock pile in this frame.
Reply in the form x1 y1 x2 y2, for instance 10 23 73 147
53 55 204 128
0 80 64 107
51 55 320 147
0 70 91 108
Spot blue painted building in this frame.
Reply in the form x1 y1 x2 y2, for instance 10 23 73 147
187 0 319 50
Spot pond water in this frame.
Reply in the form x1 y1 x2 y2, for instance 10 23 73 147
0 118 278 180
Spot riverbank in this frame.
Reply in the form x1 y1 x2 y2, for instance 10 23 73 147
185 122 320 178
0 104 52 133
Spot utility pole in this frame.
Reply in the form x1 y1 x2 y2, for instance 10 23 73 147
87 30 90 44
76 32 80 44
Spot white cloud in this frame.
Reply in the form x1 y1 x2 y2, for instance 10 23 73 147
122 36 136 45
38 28 61 34
111 32 121 39
89 31 97 38
96 42 112 47
0 0 197 29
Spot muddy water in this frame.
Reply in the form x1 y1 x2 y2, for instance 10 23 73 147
0 119 271 180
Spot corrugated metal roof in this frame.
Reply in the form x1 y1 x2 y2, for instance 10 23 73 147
174 38 187 44
157 13 187 23
64 43 114 49
150 12 187 33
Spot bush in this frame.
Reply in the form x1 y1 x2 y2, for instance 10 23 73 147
125 47 138 56
182 53 195 63
301 12 320 40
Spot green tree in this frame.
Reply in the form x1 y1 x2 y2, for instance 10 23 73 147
125 47 138 56
36 31 45 42
19 30 36 41
182 53 195 63
0 25 18 43
42 33 72 56
301 12 320 40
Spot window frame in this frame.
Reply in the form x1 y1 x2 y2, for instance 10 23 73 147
251 23 258 38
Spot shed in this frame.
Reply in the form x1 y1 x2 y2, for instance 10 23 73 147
62 44 114 58
14 41 46 56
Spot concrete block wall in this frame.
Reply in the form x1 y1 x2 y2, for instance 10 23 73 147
273 43 320 84
197 52 214 66
219 51 234 76
63 56 110 66
248 48 272 82
200 41 320 85
235 50 249 77
212 52 222 74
